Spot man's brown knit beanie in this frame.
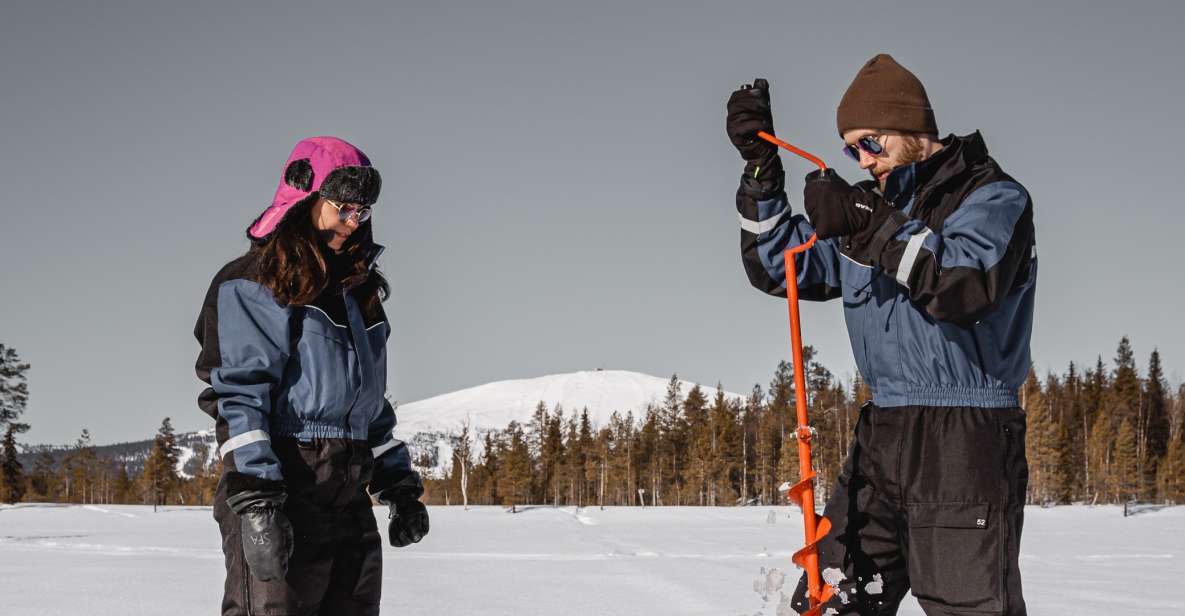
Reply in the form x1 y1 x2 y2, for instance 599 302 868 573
836 54 937 137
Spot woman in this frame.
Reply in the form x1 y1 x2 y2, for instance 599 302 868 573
194 136 429 615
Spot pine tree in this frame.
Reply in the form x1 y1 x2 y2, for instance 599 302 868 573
27 449 58 501
497 422 531 511
1145 350 1170 499
142 418 181 508
593 425 612 509
1159 428 1185 503
573 408 592 505
605 412 629 505
476 431 500 505
637 405 659 506
612 411 637 506
65 429 99 504
0 422 28 503
1050 418 1077 505
564 413 582 505
0 344 31 504
683 385 710 505
542 405 565 505
0 344 31 430
1064 362 1087 501
1087 419 1112 504
707 385 740 506
740 384 764 505
112 465 134 504
656 375 687 506
765 361 796 505
1022 369 1050 504
1113 419 1138 502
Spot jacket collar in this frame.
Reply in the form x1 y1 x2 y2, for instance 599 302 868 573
883 131 989 206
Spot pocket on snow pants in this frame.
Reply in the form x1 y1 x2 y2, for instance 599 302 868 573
907 501 1002 613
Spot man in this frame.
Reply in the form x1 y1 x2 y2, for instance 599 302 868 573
726 54 1035 615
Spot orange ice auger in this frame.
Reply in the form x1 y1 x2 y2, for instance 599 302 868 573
758 131 834 616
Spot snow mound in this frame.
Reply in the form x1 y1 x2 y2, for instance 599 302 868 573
394 369 742 438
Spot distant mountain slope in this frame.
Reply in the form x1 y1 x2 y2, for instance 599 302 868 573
395 369 741 437
17 429 217 478
19 371 741 480
393 370 744 477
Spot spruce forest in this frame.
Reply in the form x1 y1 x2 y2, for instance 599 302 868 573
424 337 1185 509
2 338 1184 509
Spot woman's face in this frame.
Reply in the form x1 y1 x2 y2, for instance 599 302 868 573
311 197 361 251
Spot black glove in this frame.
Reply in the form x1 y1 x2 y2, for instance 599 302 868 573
803 169 894 243
227 488 294 582
726 78 777 164
386 496 430 547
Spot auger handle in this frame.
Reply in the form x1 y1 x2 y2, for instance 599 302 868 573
759 130 831 613
757 131 827 173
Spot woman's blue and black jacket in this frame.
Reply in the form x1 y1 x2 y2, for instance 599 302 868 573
737 132 1036 408
194 248 416 499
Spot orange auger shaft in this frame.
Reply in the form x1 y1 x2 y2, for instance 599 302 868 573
759 131 834 615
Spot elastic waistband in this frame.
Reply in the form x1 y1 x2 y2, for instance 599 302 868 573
271 417 363 440
873 384 1019 409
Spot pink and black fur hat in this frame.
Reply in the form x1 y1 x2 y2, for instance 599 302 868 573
247 136 382 243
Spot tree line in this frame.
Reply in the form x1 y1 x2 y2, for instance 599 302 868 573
3 417 220 508
3 338 1184 509
424 337 1185 509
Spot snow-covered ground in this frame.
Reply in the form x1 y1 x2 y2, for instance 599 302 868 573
0 504 1181 615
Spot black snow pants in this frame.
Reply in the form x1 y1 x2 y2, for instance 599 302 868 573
792 403 1028 616
215 438 384 616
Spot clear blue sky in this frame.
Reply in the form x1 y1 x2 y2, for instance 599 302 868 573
2 0 1182 444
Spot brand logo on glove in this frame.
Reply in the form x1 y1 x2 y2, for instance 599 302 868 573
249 533 272 546
855 202 873 212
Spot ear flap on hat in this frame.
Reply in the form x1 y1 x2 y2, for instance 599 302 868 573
284 158 315 191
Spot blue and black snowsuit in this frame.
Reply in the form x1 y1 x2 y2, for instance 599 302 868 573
738 132 1033 615
195 245 416 615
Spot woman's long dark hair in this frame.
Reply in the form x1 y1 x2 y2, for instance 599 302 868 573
251 195 389 316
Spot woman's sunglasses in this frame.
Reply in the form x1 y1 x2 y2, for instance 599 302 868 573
324 198 373 224
841 134 886 162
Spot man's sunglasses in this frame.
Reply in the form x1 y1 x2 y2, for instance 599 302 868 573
841 134 886 162
325 198 373 224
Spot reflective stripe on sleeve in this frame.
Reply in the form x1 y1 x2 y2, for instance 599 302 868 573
738 210 785 235
896 228 933 288
218 429 270 458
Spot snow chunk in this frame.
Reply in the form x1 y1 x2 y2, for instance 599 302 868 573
753 567 786 602
864 573 884 595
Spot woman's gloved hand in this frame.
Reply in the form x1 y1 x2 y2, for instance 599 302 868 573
375 472 429 547
227 488 294 582
385 494 430 547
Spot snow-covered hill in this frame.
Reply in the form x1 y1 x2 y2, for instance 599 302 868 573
25 370 740 480
395 369 742 437
393 370 744 477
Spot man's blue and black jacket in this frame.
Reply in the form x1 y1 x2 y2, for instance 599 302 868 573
194 248 416 501
737 132 1036 408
